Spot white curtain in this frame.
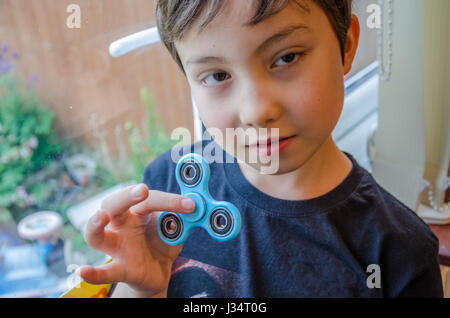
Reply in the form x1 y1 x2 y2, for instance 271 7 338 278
372 0 450 217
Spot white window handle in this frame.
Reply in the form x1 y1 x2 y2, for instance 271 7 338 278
109 27 161 58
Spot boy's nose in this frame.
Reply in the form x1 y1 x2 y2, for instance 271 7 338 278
238 79 282 128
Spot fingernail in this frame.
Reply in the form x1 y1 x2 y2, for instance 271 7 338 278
131 184 145 200
181 198 195 211
92 211 102 225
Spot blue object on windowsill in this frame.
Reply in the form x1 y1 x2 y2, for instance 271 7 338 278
0 240 62 296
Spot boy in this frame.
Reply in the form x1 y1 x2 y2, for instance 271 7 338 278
79 0 443 297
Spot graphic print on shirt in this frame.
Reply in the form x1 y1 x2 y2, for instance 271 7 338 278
168 256 241 298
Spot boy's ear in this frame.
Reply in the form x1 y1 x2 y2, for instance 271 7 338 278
343 14 360 75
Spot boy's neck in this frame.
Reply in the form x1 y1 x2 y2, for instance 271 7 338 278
237 136 353 201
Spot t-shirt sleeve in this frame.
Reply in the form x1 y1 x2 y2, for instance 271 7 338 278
396 264 444 297
366 184 444 298
394 237 443 298
381 217 444 297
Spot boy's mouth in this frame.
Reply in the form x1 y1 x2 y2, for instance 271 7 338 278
246 135 297 156
246 135 296 147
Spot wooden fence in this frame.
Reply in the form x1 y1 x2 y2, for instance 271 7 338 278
0 0 193 157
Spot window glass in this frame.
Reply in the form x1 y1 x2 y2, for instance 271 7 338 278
0 0 378 297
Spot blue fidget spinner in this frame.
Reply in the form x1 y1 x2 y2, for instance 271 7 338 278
157 153 242 246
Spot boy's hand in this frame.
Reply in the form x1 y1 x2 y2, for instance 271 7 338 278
78 183 195 297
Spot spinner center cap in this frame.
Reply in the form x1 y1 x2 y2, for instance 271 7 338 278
182 192 206 222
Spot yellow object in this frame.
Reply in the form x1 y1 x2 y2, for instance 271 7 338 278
60 259 114 298
60 281 113 298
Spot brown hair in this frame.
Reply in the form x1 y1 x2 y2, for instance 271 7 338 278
156 0 353 73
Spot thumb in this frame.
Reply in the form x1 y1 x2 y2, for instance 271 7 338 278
79 261 125 285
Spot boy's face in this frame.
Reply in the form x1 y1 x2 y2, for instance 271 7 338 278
175 0 359 174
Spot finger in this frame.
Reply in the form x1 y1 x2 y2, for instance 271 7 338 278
84 209 119 255
79 261 126 285
100 183 149 224
129 190 196 216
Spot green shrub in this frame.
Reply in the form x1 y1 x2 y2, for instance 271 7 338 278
0 47 63 213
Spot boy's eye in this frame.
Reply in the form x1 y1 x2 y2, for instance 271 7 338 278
272 52 303 67
201 72 231 86
199 52 304 86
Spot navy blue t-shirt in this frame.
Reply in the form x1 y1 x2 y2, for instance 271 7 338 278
142 140 443 298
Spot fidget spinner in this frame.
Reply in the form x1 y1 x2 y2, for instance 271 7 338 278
157 153 242 246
